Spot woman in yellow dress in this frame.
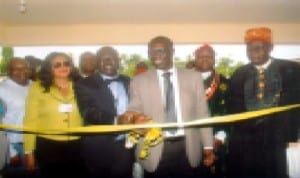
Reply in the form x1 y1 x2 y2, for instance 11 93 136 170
23 52 85 178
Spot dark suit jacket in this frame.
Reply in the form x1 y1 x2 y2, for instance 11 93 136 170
75 73 129 125
74 73 132 176
206 73 229 117
228 59 300 177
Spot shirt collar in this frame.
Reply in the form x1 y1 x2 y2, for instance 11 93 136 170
254 58 272 70
156 66 176 76
7 78 31 88
201 71 212 80
100 73 119 80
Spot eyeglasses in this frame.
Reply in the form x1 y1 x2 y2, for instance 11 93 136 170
52 61 71 69
148 48 168 56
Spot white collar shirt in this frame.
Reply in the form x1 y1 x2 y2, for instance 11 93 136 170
100 74 128 123
255 58 272 71
0 78 31 157
156 67 184 137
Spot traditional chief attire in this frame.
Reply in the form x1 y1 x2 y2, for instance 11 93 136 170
228 27 300 178
202 70 230 177
203 71 228 117
195 44 230 177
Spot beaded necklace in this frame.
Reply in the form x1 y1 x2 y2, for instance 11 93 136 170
205 72 220 101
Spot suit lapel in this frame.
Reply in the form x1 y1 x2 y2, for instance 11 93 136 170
176 68 189 122
92 73 105 89
92 73 116 108
149 71 165 123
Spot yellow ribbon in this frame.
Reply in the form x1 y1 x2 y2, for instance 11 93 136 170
1 104 299 160
0 104 299 134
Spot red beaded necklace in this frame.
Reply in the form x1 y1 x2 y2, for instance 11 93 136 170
205 72 220 101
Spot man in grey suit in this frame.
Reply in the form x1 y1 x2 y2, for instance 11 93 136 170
119 36 215 178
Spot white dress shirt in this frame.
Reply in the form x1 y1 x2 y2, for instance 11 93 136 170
0 78 30 157
100 74 128 122
156 67 184 137
254 58 272 70
201 71 212 80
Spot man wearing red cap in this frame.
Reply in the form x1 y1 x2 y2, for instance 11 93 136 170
194 44 230 178
227 27 300 178
134 61 149 76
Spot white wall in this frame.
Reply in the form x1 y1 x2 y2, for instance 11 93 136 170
1 23 300 46
0 24 4 45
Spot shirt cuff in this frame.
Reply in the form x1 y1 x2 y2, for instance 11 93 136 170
9 144 17 158
203 146 213 150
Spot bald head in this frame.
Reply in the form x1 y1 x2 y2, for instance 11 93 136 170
79 52 97 77
7 57 30 86
194 45 216 72
96 46 120 76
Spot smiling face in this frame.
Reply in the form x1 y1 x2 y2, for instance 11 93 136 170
97 47 120 76
8 58 30 86
247 41 273 66
148 37 174 70
51 55 72 79
194 47 215 72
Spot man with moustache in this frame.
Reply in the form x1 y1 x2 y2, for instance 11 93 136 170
75 46 134 178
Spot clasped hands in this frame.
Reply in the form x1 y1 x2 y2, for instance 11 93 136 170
24 152 37 171
203 149 216 167
119 111 216 166
118 111 151 135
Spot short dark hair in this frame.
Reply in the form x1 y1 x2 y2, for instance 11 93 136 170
96 46 119 59
148 36 173 49
6 57 28 72
79 52 95 63
25 55 42 68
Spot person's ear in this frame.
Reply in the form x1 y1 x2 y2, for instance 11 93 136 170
267 42 274 53
269 43 274 52
116 57 121 68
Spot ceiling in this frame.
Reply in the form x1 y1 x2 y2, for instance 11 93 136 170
0 0 300 25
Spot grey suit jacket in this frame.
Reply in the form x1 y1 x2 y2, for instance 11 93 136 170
128 68 213 172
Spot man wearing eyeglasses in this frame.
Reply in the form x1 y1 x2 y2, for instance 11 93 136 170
119 36 215 178
75 46 134 178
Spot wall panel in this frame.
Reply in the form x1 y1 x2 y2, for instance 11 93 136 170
2 23 300 46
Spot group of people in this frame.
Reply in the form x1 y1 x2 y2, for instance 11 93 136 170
0 26 300 178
